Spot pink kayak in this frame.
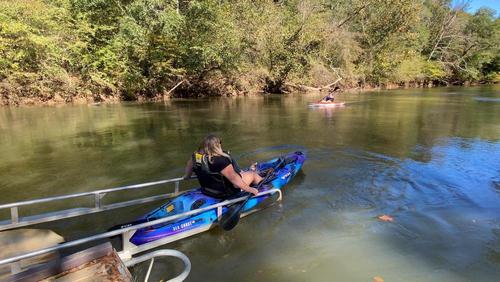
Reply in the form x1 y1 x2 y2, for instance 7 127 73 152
308 102 345 108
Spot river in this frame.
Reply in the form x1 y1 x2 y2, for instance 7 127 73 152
0 86 499 281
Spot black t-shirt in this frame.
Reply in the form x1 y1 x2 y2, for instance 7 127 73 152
207 155 233 173
324 93 335 101
193 153 242 198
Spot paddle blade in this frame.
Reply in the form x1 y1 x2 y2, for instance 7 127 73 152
219 163 278 231
219 200 248 231
219 211 241 231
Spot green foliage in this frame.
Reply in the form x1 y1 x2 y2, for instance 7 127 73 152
0 0 499 104
179 0 242 76
0 0 85 102
460 8 500 82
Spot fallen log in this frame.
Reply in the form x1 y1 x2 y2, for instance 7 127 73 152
320 78 343 89
284 77 343 92
165 79 186 96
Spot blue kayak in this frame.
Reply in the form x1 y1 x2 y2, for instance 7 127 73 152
128 151 306 245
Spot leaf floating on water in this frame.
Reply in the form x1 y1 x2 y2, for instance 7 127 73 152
378 215 394 222
373 276 384 282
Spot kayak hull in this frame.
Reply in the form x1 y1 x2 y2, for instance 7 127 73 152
129 151 306 245
308 102 345 108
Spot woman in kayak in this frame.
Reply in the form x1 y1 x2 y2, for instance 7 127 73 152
183 134 261 199
320 86 341 103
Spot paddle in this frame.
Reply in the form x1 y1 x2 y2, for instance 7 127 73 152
109 170 275 232
218 171 275 231
109 157 285 232
218 154 289 232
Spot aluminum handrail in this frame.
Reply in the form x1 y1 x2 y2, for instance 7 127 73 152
124 249 191 282
0 177 193 209
0 188 282 266
0 176 197 231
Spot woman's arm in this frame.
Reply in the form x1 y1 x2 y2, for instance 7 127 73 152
183 158 194 179
221 164 259 196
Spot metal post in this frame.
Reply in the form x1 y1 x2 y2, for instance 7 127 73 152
121 231 134 259
94 193 101 209
10 207 18 224
174 181 179 194
144 258 155 282
217 206 222 220
10 262 21 274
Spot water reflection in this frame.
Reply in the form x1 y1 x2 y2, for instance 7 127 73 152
474 97 500 103
308 106 345 120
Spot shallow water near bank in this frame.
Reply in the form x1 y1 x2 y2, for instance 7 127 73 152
0 86 499 281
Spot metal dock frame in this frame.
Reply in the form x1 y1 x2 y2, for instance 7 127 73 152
118 189 282 259
0 177 194 231
0 188 282 281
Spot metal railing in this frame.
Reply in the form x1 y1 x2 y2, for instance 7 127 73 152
0 177 283 281
0 177 196 231
0 188 282 267
125 249 191 282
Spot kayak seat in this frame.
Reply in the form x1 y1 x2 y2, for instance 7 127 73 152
191 199 206 210
284 155 297 164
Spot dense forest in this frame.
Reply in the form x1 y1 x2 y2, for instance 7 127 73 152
0 0 498 105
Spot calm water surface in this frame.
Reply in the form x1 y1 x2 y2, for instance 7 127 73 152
0 86 499 281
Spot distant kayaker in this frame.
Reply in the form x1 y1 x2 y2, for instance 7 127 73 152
183 134 261 199
320 86 341 103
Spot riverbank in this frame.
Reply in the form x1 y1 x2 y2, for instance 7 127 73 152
1 80 495 107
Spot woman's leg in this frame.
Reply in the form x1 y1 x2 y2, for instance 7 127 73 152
240 171 263 186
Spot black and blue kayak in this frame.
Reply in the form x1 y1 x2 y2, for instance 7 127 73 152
126 151 306 245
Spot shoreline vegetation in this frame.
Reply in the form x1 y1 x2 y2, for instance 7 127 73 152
1 0 499 106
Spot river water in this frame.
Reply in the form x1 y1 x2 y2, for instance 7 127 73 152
0 86 499 281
